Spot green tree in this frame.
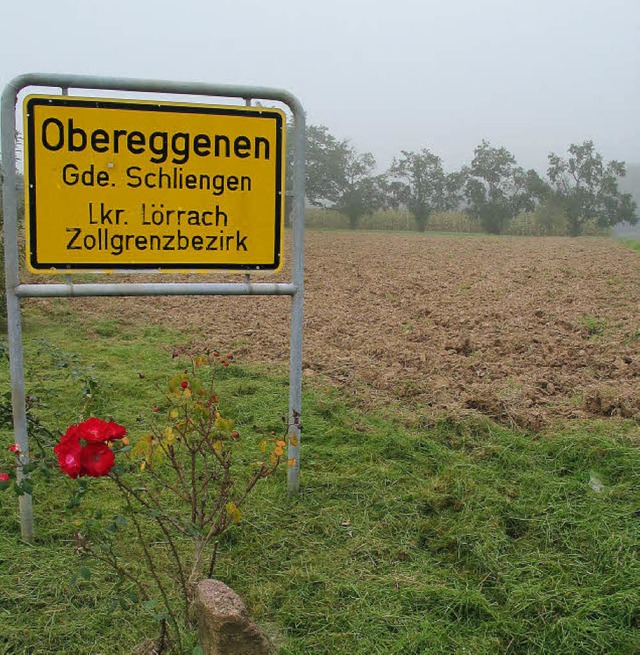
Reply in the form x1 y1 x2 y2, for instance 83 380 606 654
335 151 387 229
616 162 640 208
464 141 545 235
305 124 346 207
388 149 459 231
547 141 638 236
306 125 384 229
534 195 568 235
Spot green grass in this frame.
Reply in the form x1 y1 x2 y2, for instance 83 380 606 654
578 314 609 338
619 238 640 253
2 309 640 654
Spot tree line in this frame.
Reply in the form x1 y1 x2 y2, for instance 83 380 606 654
1 130 638 238
289 125 638 236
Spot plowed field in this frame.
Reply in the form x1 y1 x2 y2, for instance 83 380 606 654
56 232 640 429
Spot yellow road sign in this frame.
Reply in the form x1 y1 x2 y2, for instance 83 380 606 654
24 95 285 272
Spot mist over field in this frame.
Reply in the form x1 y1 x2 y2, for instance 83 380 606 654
0 0 639 176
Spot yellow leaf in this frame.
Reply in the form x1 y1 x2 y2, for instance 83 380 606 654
288 458 296 467
213 440 223 455
169 409 179 419
215 417 229 431
140 460 146 471
225 502 242 524
131 433 153 458
183 388 192 399
121 437 130 446
289 435 299 447
260 440 267 453
274 446 284 457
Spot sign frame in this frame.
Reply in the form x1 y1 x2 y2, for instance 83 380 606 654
24 95 286 273
1 74 306 542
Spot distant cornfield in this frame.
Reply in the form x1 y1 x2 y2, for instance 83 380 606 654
304 208 609 236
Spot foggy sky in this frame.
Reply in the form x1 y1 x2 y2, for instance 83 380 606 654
1 0 639 174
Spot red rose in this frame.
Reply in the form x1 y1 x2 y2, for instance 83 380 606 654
54 425 81 454
54 419 124 478
181 381 189 389
0 473 9 482
80 442 115 477
54 426 83 478
9 444 21 454
76 417 127 443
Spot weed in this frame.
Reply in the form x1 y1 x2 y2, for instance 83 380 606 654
579 314 608 337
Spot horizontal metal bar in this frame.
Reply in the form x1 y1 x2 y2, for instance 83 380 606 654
5 73 305 118
14 282 297 298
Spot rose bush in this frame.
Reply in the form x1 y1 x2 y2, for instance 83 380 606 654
1 348 293 654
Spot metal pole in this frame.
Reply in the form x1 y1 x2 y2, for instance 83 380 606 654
6 73 302 112
61 87 72 287
244 97 253 287
287 100 305 494
1 78 33 542
15 282 297 298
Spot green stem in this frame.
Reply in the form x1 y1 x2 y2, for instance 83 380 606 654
123 492 185 653
112 476 191 621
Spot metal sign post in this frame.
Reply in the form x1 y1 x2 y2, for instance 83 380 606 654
1 74 305 542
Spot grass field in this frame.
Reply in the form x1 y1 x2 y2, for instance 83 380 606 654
621 238 640 253
1 232 640 654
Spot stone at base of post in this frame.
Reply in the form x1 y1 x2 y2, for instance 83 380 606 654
195 579 274 655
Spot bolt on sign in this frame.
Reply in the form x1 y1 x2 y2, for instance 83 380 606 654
24 96 286 272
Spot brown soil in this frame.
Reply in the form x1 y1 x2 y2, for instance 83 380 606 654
43 232 640 429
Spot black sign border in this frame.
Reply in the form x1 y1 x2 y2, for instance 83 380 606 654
25 96 284 272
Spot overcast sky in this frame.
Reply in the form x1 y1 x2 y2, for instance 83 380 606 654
1 0 639 173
